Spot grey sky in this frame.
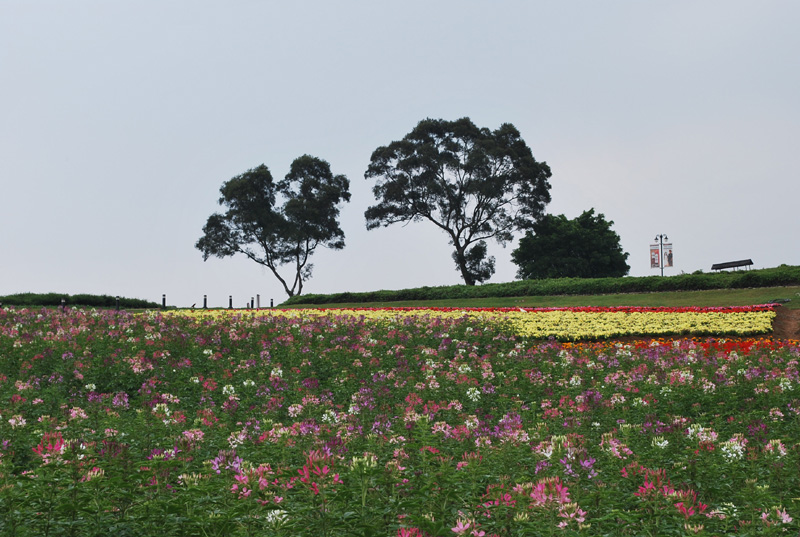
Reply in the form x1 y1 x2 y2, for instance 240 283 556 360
2 1 798 307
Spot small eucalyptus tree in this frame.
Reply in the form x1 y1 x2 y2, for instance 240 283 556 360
196 155 350 297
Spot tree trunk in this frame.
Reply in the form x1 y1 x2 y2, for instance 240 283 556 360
453 245 476 286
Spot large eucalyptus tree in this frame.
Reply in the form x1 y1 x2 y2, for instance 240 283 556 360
364 117 552 285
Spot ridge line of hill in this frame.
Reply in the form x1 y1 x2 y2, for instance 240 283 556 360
284 265 800 306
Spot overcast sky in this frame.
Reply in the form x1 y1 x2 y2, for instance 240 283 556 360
2 1 798 307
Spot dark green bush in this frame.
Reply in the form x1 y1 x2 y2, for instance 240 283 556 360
0 293 161 309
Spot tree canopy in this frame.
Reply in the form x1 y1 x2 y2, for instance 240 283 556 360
511 209 630 279
196 155 350 297
364 117 552 285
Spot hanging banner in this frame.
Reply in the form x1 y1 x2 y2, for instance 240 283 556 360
662 243 673 267
650 245 660 268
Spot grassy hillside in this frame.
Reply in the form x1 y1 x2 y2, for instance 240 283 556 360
4 266 798 311
283 265 800 308
281 285 800 310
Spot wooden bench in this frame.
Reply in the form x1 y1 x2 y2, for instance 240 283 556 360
711 259 753 271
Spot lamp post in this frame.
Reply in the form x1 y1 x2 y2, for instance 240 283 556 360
654 234 668 277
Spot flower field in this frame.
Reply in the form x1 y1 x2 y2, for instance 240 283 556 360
1 305 798 536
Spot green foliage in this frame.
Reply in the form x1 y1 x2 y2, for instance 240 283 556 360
282 264 800 305
0 293 159 308
364 117 552 286
512 208 630 279
196 156 350 297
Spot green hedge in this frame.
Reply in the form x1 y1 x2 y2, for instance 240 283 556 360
284 264 800 305
0 293 161 309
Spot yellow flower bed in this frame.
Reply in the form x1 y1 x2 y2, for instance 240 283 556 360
505 309 775 340
160 306 777 341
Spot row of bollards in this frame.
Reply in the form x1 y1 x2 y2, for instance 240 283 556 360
160 294 274 309
52 295 273 311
